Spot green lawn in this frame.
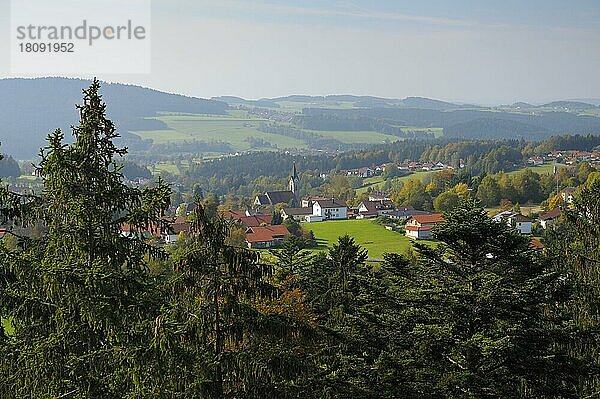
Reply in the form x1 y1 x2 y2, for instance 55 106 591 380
396 170 437 183
305 219 435 259
152 162 185 175
507 162 563 176
356 170 438 194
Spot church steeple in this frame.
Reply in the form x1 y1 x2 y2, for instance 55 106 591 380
288 162 300 206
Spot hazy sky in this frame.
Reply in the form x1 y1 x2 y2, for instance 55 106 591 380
1 0 600 104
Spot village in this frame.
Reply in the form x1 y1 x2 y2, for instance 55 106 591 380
122 159 580 252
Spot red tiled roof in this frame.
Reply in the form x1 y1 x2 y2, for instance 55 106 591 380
0 229 6 239
530 238 545 250
282 207 313 215
225 210 246 220
170 221 191 234
245 225 290 243
410 213 444 224
237 215 272 228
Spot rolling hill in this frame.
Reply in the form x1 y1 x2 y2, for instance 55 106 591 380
3 78 600 159
0 77 228 158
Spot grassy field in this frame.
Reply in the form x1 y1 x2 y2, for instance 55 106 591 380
356 170 438 194
133 110 415 151
305 219 435 259
397 170 437 183
134 113 306 151
507 162 563 176
356 175 386 194
152 162 185 175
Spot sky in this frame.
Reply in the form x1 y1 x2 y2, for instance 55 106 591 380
1 0 600 104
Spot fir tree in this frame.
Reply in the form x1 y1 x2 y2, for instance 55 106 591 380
0 80 171 397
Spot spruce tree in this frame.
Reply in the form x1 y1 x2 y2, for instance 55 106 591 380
0 80 171 397
409 199 577 397
545 179 600 396
162 204 319 398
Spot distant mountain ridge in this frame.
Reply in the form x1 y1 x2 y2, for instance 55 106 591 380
0 77 228 158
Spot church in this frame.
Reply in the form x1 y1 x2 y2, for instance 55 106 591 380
254 163 300 207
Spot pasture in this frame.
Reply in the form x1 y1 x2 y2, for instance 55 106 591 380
305 219 436 259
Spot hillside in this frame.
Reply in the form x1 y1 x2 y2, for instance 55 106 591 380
0 78 229 158
3 78 600 159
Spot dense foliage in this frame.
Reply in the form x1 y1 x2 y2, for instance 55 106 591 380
1 82 598 398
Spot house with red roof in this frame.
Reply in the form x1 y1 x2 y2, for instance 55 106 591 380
245 225 291 249
405 213 444 240
235 215 273 228
164 216 192 244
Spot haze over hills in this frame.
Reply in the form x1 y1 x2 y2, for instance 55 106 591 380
0 77 228 158
2 77 600 159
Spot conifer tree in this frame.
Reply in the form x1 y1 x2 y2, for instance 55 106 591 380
409 199 577 397
162 204 319 398
0 80 171 397
545 179 600 396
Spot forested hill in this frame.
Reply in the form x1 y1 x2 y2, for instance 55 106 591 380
0 78 229 158
295 107 600 140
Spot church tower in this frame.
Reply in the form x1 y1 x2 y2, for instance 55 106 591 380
288 162 300 206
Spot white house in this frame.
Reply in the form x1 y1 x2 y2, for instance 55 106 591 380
356 200 396 219
405 213 444 240
509 214 532 234
492 211 532 234
281 207 314 222
312 199 347 220
561 187 576 204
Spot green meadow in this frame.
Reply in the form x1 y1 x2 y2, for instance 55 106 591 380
507 162 563 176
131 110 436 151
305 219 436 259
133 113 306 150
356 170 439 194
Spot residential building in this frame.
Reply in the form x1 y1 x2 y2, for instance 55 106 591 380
388 207 430 222
164 216 191 244
245 225 291 249
281 207 313 222
539 207 561 229
356 200 396 219
235 215 273 228
312 199 348 220
492 211 532 234
405 213 444 240
561 187 576 204
368 190 391 201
